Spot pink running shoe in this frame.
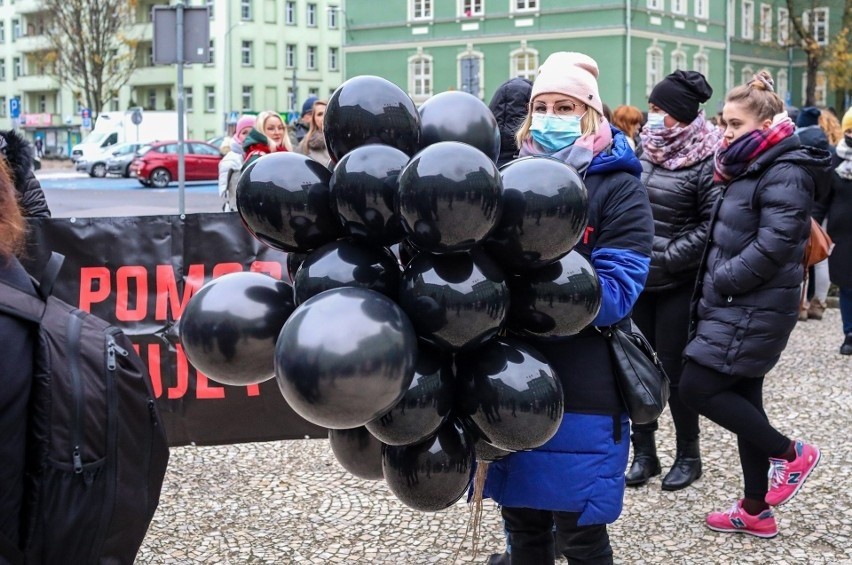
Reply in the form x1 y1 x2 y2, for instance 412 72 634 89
765 440 821 507
705 500 778 538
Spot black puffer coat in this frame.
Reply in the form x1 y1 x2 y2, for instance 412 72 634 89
488 77 532 167
826 151 852 287
684 136 831 377
0 130 50 217
640 155 720 291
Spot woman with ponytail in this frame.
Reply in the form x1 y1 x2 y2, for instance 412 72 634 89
680 71 831 538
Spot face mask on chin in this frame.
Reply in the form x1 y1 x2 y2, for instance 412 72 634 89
530 114 584 153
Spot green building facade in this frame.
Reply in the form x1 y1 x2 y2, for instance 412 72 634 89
344 1 846 114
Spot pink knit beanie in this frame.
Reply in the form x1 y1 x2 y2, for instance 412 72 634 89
530 52 603 116
234 115 256 143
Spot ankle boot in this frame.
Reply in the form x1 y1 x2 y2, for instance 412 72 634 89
661 437 702 491
625 431 661 486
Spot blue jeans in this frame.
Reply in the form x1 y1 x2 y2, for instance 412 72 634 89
840 287 852 335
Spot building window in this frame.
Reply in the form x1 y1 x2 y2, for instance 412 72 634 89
694 0 708 19
0 22 5 43
242 86 253 110
328 6 339 28
206 0 214 19
646 47 663 95
287 86 297 112
411 0 432 20
803 8 829 46
512 0 537 11
307 3 317 27
510 47 537 81
0 97 6 118
307 46 317 70
647 0 662 10
693 52 708 77
205 86 215 113
241 0 252 21
671 50 686 72
776 69 788 101
285 44 296 68
458 51 484 99
408 53 433 101
186 87 194 113
111 99 120 111
0 60 5 81
12 19 20 41
742 1 754 40
147 89 157 109
672 0 687 16
241 41 253 66
460 0 484 17
13 57 21 79
38 94 46 112
777 7 789 45
285 1 296 24
329 47 339 72
309 87 320 97
207 39 215 65
760 4 772 43
741 66 754 86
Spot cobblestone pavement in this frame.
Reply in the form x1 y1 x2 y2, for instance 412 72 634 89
137 308 851 564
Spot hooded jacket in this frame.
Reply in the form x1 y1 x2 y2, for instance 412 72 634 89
488 78 532 167
684 136 831 377
484 126 653 525
0 130 50 217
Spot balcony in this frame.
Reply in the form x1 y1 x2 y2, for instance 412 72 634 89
16 74 59 92
129 65 175 87
15 0 49 14
16 34 51 53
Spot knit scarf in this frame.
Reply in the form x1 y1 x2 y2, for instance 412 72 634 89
520 118 614 175
713 115 795 183
836 137 852 180
639 111 723 171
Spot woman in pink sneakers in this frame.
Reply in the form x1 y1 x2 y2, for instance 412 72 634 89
680 71 830 538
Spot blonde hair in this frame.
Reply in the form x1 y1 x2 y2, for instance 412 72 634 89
256 110 293 152
819 110 842 145
725 70 784 121
612 105 644 139
298 100 327 154
515 99 602 149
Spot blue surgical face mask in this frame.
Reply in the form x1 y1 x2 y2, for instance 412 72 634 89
646 112 667 130
530 114 584 153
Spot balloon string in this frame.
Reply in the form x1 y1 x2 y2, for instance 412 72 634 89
454 460 489 564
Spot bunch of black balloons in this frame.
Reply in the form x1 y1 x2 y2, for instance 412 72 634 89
180 75 602 513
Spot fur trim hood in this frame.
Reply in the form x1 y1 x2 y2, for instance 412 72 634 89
0 129 35 184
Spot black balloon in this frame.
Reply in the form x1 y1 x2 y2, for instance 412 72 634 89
455 337 563 452
366 341 455 446
484 157 589 272
324 75 421 162
382 420 474 512
181 272 296 386
418 90 501 162
236 152 342 253
399 249 509 351
286 252 306 282
398 141 503 253
293 239 401 304
458 418 513 462
507 251 602 339
329 427 385 480
330 144 409 245
275 287 417 429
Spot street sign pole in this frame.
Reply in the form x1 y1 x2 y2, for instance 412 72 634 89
176 1 186 216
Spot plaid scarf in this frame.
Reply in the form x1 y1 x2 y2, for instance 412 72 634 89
713 116 795 182
640 111 723 171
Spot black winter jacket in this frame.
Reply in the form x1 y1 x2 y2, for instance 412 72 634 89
640 155 719 291
488 77 532 167
826 151 852 287
684 136 831 377
0 130 50 217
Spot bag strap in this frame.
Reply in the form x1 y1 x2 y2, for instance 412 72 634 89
37 252 65 301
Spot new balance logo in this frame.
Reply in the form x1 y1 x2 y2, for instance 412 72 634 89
731 517 746 529
788 472 801 484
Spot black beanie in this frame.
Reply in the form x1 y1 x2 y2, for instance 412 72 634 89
648 70 713 124
795 106 821 129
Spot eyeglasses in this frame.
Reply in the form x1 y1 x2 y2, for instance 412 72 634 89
531 100 587 116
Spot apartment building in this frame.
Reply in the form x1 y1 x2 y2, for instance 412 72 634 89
0 0 344 155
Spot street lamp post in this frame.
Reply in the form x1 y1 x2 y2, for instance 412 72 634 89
224 20 245 134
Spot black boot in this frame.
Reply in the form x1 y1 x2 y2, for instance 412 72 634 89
661 437 702 491
625 431 660 486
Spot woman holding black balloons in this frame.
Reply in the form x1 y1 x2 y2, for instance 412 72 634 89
624 71 723 491
483 51 653 564
242 110 293 169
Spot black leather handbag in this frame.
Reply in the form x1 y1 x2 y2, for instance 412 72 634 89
599 321 670 425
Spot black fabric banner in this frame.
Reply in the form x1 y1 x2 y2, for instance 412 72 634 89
25 213 326 447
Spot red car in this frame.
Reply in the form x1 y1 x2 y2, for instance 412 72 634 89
131 140 223 188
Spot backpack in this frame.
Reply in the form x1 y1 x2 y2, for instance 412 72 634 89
0 253 169 564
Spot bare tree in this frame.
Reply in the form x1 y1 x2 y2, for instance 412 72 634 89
786 0 852 106
40 0 141 118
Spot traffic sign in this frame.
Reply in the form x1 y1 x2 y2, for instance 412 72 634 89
9 97 20 119
131 108 143 125
81 107 92 129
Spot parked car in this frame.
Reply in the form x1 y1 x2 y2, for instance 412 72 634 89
131 141 223 188
105 142 146 177
74 144 118 177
